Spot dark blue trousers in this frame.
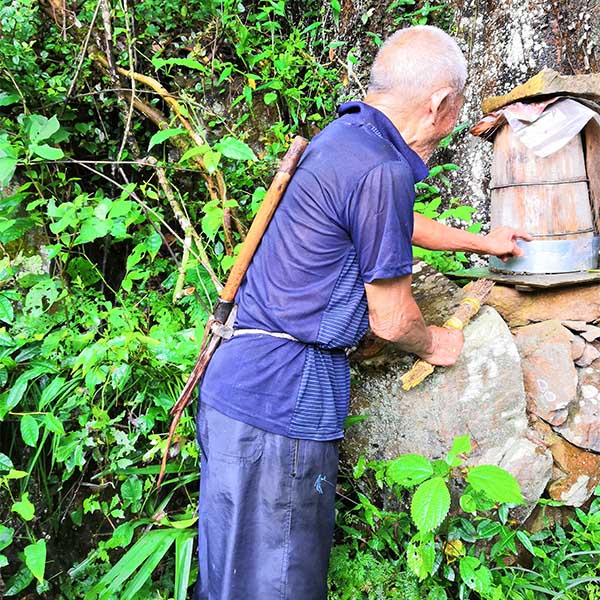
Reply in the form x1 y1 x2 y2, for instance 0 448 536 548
194 402 339 600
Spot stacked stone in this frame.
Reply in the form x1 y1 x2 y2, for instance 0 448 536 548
344 263 600 520
487 285 600 507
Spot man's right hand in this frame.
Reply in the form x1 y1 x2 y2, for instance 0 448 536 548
418 325 464 366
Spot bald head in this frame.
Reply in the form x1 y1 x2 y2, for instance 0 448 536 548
368 26 467 103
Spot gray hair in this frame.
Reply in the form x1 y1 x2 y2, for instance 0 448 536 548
368 26 467 98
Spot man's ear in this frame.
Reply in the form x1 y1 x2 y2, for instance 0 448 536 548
429 87 454 125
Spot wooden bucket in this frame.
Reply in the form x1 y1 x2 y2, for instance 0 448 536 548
489 123 599 273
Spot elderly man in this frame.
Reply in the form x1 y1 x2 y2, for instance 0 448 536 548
195 25 528 600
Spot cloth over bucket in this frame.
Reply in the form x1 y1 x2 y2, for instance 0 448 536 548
476 96 600 274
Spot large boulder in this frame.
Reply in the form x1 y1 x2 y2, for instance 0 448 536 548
344 266 553 510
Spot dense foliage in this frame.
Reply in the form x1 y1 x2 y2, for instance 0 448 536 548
1 0 598 598
330 437 600 599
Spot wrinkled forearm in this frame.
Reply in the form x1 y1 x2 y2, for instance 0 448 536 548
366 282 433 356
412 212 489 254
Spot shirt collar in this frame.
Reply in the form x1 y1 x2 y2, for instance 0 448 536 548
337 101 429 183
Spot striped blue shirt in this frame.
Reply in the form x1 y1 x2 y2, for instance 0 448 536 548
200 102 429 440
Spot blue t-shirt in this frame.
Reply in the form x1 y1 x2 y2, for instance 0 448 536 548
199 101 429 440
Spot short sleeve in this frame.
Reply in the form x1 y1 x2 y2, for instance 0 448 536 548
345 161 415 283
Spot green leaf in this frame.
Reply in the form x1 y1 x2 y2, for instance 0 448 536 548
28 114 61 144
410 477 450 533
0 373 30 418
174 532 195 600
0 452 13 471
516 530 535 555
152 57 207 71
263 92 278 105
92 529 176 600
467 465 524 505
106 522 136 549
203 149 221 174
431 459 450 478
30 144 64 160
24 539 46 583
446 434 471 466
121 476 143 510
477 519 503 539
343 414 369 429
353 455 367 480
0 294 14 324
215 136 256 161
0 156 18 188
4 566 34 596
459 493 477 514
148 127 186 151
120 533 176 599
179 145 209 163
406 532 435 580
20 414 39 447
427 585 448 600
449 205 475 222
144 229 163 259
73 217 111 245
459 556 493 595
159 516 198 530
0 92 20 106
0 525 14 552
39 376 69 409
43 413 65 435
12 492 35 521
386 454 434 487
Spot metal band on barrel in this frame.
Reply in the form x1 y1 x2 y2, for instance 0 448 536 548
490 236 600 274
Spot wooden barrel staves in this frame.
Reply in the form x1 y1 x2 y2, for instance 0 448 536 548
489 123 600 274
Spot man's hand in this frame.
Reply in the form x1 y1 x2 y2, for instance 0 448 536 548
413 214 532 260
481 227 532 262
418 326 464 366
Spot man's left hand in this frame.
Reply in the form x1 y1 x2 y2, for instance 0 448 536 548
482 227 532 262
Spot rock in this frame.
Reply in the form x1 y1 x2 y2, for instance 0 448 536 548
581 325 600 343
347 305 528 463
411 261 465 325
525 504 575 535
555 364 600 452
346 287 551 517
486 284 600 328
575 344 600 368
562 320 591 332
478 436 553 513
571 336 586 361
532 418 600 507
513 321 578 425
482 68 600 113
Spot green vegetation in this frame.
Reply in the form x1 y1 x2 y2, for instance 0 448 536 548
330 464 600 599
1 0 598 598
